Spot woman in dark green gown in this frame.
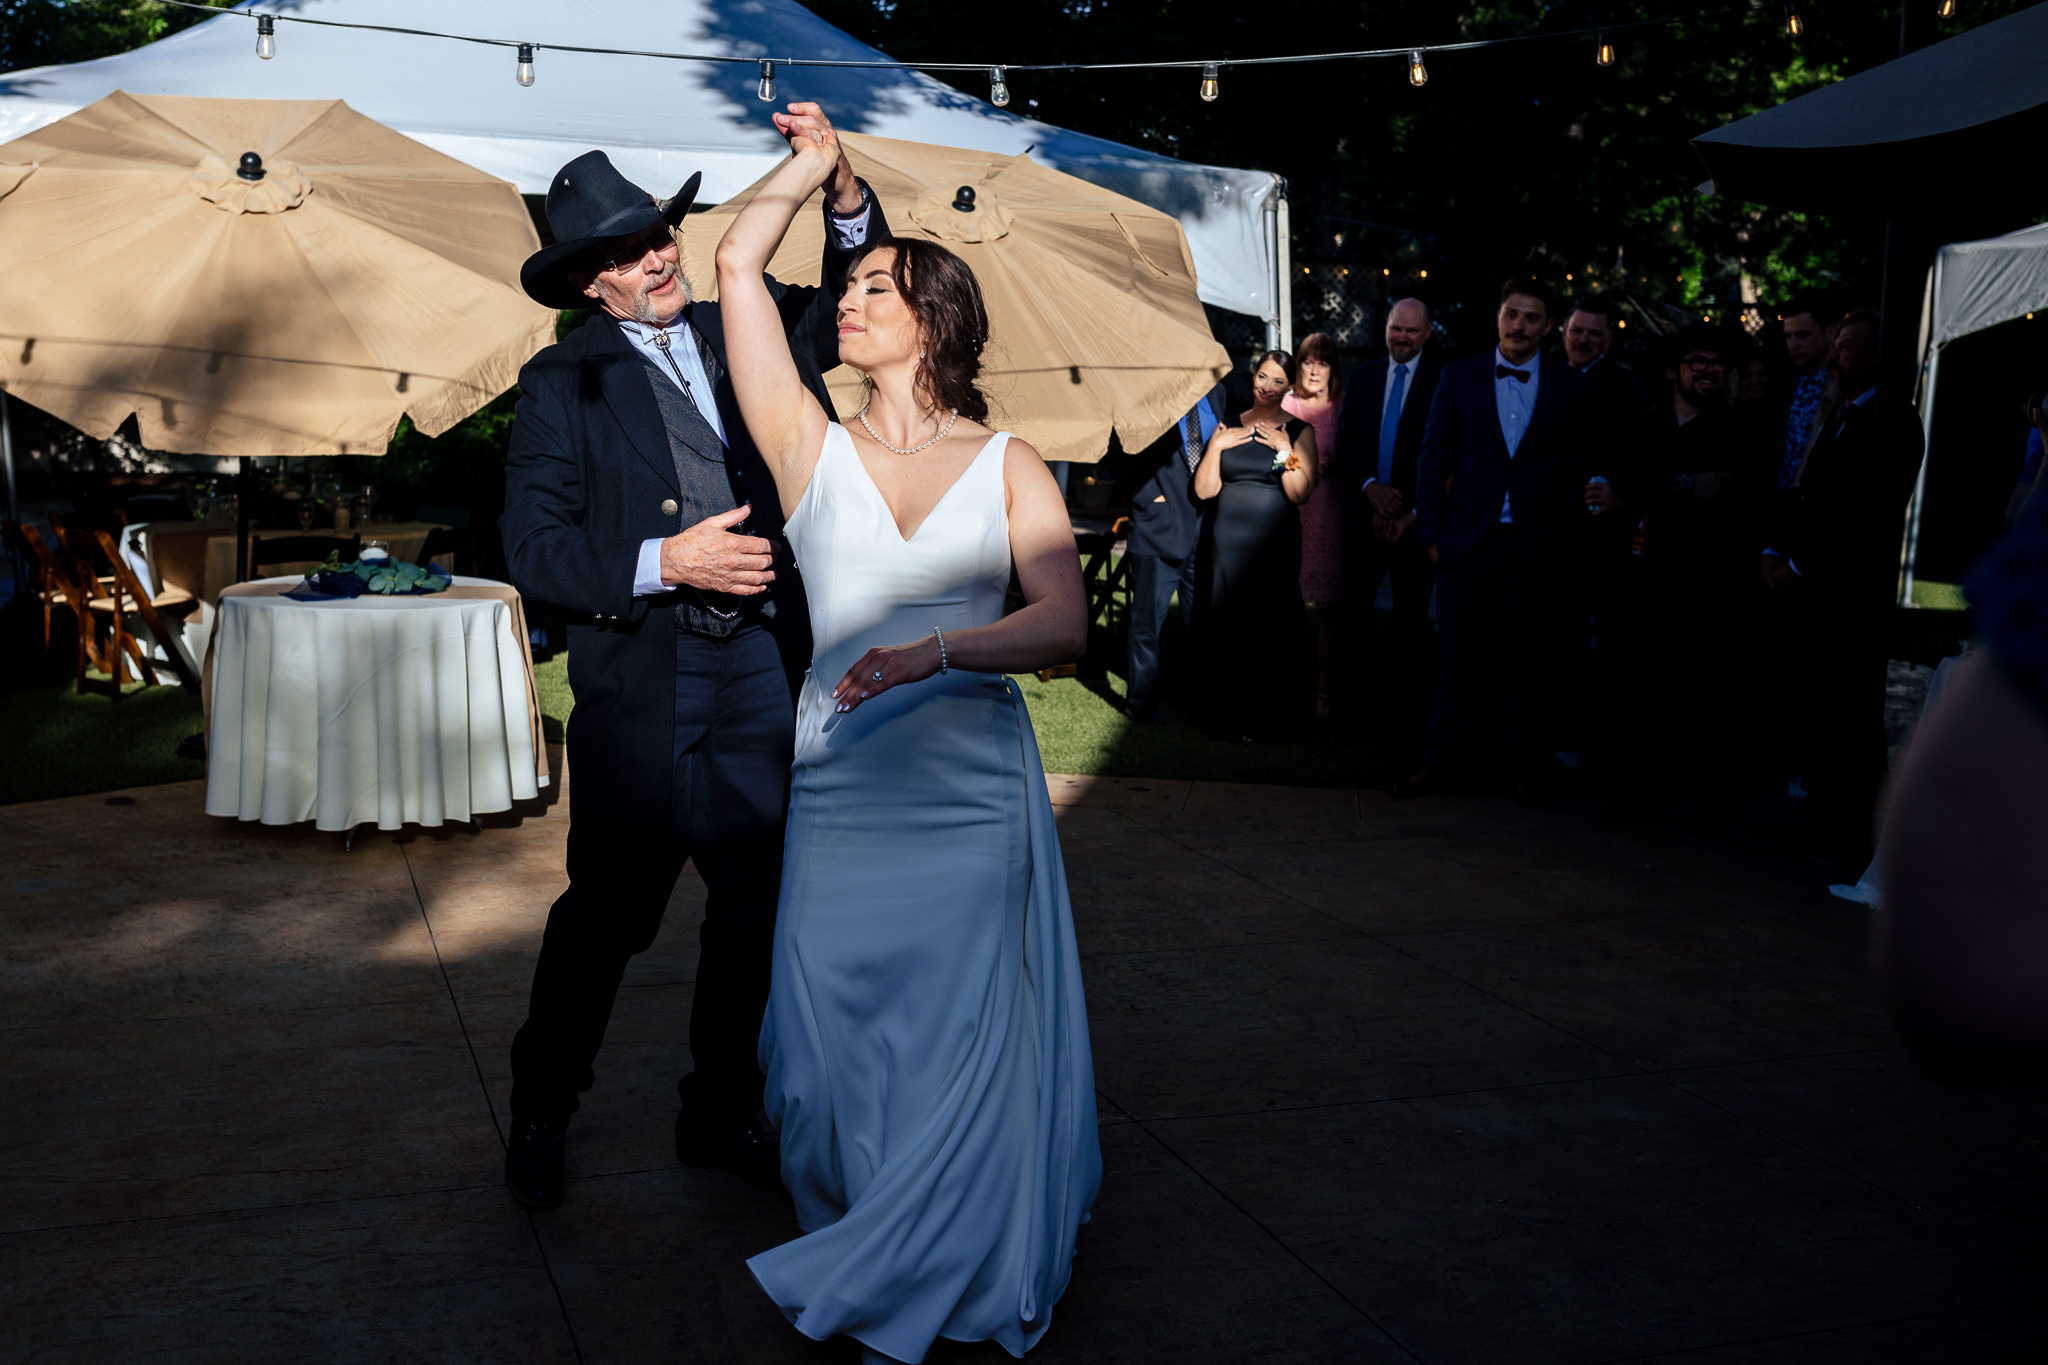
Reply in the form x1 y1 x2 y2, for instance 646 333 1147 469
1193 350 1319 739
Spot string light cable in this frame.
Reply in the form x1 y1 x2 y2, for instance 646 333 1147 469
153 1 1802 93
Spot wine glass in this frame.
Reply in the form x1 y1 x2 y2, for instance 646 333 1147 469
361 484 378 525
295 497 315 531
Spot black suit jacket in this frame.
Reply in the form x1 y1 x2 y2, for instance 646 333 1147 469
1335 353 1443 523
1415 352 1591 569
1768 392 1924 608
499 193 887 846
1125 381 1227 560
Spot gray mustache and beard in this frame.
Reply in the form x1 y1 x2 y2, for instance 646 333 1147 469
598 257 693 323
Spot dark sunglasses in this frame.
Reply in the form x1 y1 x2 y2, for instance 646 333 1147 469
595 224 680 277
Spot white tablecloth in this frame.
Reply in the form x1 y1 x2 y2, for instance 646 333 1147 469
204 577 547 831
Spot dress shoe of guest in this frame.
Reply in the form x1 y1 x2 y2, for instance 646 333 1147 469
677 1118 785 1191
504 1118 567 1210
1391 766 1439 799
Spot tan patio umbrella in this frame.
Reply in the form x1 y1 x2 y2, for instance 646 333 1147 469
0 90 552 457
682 132 1230 464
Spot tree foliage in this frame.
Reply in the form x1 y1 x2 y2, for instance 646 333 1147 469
0 0 234 73
804 0 2038 337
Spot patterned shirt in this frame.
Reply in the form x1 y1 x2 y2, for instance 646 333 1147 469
1780 368 1828 489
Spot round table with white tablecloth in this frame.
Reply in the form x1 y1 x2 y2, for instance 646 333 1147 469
203 577 551 832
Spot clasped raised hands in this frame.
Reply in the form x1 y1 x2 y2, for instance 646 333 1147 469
660 505 775 596
770 101 861 213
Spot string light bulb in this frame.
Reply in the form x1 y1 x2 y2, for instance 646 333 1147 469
1408 50 1429 87
1937 0 1956 16
757 59 776 103
255 14 276 60
1199 63 1220 102
1596 32 1615 66
989 66 1010 107
1784 3 1804 37
515 42 535 86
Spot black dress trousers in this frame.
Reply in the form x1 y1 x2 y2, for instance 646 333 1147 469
509 625 796 1133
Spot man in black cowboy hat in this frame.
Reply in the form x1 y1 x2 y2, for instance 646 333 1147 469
499 103 888 1209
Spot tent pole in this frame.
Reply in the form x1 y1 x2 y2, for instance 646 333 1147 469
1888 0 1939 604
236 456 251 584
1899 259 1943 606
1262 181 1280 350
1900 343 1941 607
1 389 17 527
1274 181 1293 353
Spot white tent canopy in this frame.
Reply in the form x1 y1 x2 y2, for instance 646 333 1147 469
0 0 1284 331
1902 221 2048 593
1921 221 2048 355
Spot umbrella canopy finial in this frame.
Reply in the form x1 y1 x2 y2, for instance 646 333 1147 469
952 185 976 212
237 152 266 182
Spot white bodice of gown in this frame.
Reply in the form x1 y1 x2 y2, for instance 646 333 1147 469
785 422 1012 704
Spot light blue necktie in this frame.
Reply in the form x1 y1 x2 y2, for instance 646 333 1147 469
1377 361 1407 486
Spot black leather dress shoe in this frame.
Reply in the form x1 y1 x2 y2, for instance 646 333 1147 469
1390 766 1439 799
505 1118 567 1209
677 1119 785 1191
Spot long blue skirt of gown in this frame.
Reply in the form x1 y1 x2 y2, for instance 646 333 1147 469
749 425 1101 1362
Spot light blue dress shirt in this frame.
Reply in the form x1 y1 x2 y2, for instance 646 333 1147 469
633 203 872 596
1493 348 1539 523
1363 358 1412 490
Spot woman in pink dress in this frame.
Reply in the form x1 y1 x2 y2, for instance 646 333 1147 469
1284 332 1344 720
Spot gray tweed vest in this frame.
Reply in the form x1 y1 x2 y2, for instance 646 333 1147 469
640 347 773 637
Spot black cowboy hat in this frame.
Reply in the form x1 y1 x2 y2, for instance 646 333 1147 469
519 152 702 311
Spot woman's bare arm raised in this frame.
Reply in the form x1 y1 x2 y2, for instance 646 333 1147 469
713 109 842 516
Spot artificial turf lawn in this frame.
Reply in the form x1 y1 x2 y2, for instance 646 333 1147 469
2 591 1969 805
0 638 1379 804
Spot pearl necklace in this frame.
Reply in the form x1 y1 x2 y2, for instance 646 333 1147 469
857 404 959 455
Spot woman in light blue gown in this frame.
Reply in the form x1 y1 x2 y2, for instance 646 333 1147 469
712 104 1101 1364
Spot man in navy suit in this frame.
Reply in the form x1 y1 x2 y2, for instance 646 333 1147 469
1335 298 1442 755
1396 278 1597 802
1762 309 1923 874
1122 381 1227 723
497 105 889 1209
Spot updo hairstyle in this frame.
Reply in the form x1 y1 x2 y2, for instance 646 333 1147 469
851 236 991 424
1250 348 1297 386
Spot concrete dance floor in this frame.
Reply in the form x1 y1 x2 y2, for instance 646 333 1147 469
4 758 2042 1363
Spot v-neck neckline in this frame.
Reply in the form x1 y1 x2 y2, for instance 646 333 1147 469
847 428 1004 544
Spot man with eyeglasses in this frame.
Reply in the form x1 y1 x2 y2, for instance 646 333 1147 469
1626 324 1770 817
497 103 890 1211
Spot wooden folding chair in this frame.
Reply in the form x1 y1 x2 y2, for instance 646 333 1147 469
416 525 458 575
247 532 360 580
18 522 116 692
91 528 201 692
7 519 77 653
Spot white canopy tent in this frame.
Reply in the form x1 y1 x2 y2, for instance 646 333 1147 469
0 0 1285 337
1902 221 2048 595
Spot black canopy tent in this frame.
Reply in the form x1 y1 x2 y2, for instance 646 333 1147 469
1690 3 2048 216
1691 4 2048 598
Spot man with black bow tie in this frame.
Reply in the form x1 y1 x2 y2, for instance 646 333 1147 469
496 104 890 1210
1396 278 1596 802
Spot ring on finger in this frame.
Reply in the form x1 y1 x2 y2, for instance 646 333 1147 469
871 670 884 681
